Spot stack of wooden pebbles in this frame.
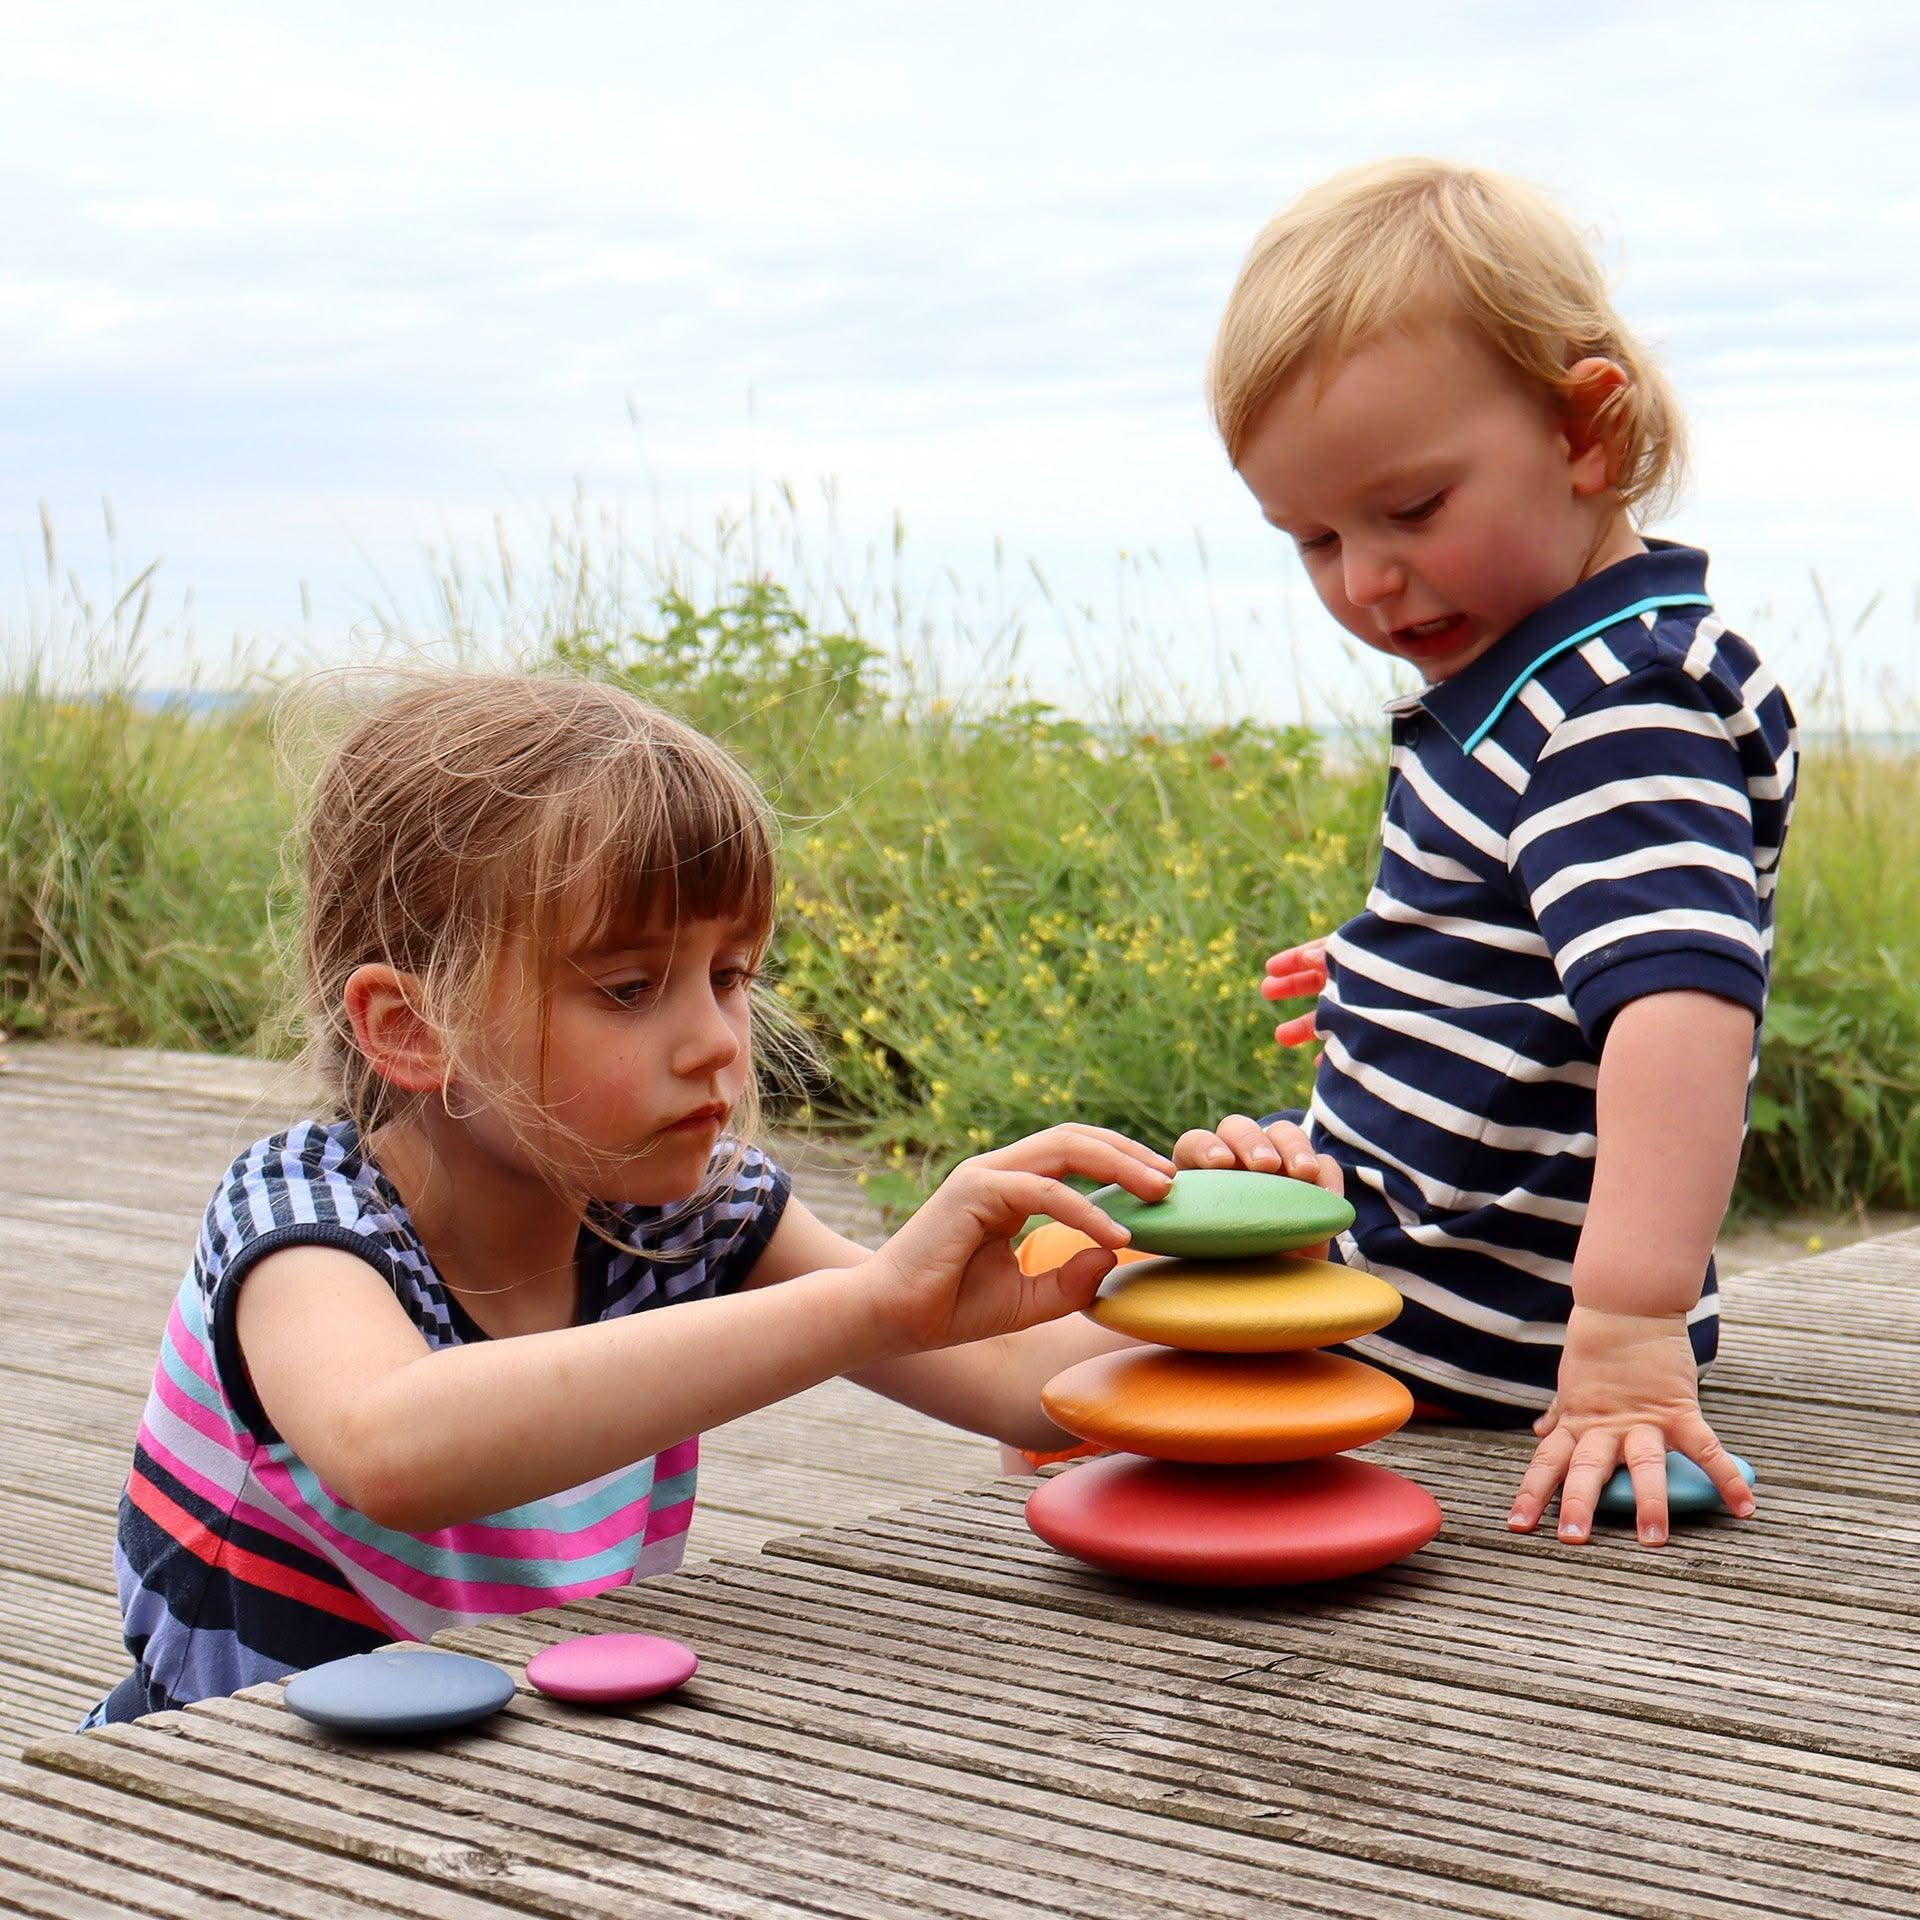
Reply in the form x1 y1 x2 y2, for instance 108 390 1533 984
1021 1170 1443 1586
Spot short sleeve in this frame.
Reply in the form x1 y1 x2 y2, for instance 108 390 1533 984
1506 668 1767 1047
201 1125 408 1443
695 1143 792 1293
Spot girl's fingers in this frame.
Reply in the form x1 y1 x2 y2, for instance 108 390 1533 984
982 1126 1174 1195
1507 1428 1575 1533
1022 1245 1119 1321
1532 1395 1561 1438
1315 1153 1345 1198
1622 1426 1672 1546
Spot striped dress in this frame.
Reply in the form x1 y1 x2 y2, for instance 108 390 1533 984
86 1119 789 1724
1307 542 1797 1421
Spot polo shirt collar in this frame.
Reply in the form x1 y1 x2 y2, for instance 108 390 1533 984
1413 540 1713 750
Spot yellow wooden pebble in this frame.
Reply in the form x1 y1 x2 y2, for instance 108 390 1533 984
1086 1252 1401 1352
1041 1346 1414 1464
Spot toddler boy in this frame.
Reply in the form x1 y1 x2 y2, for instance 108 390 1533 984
1180 159 1796 1547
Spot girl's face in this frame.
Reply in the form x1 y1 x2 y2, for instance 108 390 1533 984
474 910 760 1205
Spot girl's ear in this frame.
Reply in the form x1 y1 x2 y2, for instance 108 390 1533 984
1561 355 1631 494
343 964 446 1095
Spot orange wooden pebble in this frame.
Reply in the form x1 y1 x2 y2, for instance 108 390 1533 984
1041 1346 1413 1464
1016 1220 1153 1274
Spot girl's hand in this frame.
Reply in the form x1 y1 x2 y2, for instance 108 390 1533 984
1507 1306 1757 1547
863 1125 1175 1354
1259 937 1329 1047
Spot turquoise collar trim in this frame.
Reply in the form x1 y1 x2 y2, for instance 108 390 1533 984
1458 594 1713 754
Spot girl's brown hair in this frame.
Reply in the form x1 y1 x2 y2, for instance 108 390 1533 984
1207 157 1687 521
286 670 782 1213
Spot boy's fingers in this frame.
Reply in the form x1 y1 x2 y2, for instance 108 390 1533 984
1532 1396 1561 1438
1259 968 1323 1001
1261 1121 1322 1182
1315 1153 1345 1198
1508 1429 1575 1532
1172 1128 1235 1169
1556 1436 1620 1544
1622 1427 1671 1546
1679 1421 1758 1519
1216 1115 1284 1172
1272 1012 1319 1048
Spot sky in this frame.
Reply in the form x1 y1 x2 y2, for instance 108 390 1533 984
3 0 1917 723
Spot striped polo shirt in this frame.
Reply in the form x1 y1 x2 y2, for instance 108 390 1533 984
86 1119 789 1724
1309 542 1797 1422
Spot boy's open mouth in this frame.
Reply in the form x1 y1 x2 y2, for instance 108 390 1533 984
1393 614 1469 653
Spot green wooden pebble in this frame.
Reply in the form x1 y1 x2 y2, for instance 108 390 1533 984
1087 1168 1355 1258
1594 1451 1756 1522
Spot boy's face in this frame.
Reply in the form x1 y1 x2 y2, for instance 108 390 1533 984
1238 322 1628 683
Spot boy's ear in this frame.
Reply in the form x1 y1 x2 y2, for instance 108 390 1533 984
1561 356 1631 494
343 964 446 1096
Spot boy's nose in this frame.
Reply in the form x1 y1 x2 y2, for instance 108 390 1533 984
1342 544 1402 608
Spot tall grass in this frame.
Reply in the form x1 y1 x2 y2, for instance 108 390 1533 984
3 507 1916 1217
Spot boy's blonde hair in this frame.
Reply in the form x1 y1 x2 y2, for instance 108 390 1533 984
1208 158 1686 520
286 670 784 1210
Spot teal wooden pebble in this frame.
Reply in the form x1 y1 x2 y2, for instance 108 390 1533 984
283 1647 515 1737
1087 1168 1355 1259
1594 1451 1757 1523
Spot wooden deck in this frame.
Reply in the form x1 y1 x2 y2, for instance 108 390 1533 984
5 1041 1920 1916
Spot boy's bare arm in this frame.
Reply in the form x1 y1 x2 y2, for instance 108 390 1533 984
1509 989 1760 1545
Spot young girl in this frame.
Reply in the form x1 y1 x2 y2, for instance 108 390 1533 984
85 670 1180 1724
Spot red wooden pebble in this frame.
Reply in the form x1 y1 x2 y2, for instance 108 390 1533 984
1026 1453 1442 1586
524 1633 699 1704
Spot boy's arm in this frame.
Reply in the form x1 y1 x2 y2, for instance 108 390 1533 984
1506 990 1760 1545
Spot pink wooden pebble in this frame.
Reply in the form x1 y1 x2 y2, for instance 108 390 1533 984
524 1633 698 1704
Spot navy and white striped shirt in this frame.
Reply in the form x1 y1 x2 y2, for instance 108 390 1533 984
1309 543 1797 1421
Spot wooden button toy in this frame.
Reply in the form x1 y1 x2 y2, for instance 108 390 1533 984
1016 1219 1154 1275
1086 1251 1402 1351
525 1632 699 1704
283 1647 515 1737
1594 1451 1757 1523
1086 1168 1354 1258
1026 1453 1443 1586
1041 1345 1413 1463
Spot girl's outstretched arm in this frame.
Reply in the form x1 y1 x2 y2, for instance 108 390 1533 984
235 1123 1172 1532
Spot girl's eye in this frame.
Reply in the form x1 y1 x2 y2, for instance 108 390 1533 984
602 978 658 1007
1394 492 1446 525
714 966 759 994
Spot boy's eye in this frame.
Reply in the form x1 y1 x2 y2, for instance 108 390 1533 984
1295 531 1338 555
1394 492 1446 525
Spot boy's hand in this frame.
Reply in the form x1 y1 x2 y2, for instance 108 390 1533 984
1507 1306 1757 1547
1260 938 1329 1047
1168 1116 1344 1258
865 1125 1174 1354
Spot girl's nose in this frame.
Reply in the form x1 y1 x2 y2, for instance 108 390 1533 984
675 994 743 1075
